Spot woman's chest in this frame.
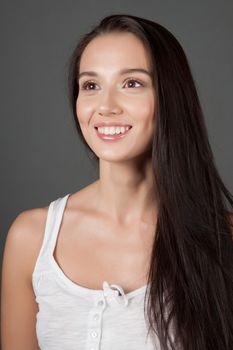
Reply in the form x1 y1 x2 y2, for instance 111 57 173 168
54 215 155 293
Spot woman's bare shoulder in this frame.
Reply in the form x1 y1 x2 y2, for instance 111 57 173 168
3 184 97 269
1 205 51 349
4 205 49 277
7 205 49 241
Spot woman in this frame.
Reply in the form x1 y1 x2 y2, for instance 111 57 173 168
1 14 233 350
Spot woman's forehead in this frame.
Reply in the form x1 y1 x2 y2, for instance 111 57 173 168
79 32 151 72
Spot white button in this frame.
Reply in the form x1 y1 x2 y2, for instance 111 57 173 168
93 314 99 321
91 331 98 338
98 300 104 306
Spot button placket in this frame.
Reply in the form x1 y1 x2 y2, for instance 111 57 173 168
93 313 100 321
88 325 101 349
86 295 106 350
90 330 98 338
97 299 105 307
86 280 131 350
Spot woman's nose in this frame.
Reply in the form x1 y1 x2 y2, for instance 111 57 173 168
97 90 123 116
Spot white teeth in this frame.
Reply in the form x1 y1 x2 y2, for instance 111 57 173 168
97 126 131 135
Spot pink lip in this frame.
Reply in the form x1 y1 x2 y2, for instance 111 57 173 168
94 122 132 128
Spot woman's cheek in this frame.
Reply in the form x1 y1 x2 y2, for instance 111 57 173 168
76 99 93 125
128 94 155 123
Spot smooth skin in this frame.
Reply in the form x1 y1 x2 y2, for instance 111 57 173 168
76 32 158 225
1 32 233 349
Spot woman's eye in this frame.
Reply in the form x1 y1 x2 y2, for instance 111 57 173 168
124 79 143 88
81 81 98 90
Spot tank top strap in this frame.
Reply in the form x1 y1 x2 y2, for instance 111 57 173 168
32 193 71 275
47 193 71 255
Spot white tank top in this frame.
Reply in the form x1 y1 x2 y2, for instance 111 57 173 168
32 193 162 350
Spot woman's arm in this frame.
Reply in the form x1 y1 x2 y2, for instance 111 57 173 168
1 208 46 350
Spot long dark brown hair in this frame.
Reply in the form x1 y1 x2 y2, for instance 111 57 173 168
67 14 233 350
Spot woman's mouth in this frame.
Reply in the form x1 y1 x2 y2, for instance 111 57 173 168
94 125 133 142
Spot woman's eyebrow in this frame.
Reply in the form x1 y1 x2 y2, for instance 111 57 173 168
78 68 152 80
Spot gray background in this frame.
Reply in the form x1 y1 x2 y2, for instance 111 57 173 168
0 0 232 272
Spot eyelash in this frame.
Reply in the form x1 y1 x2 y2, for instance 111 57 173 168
80 78 144 91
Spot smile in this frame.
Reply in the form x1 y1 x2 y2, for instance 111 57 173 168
94 126 133 141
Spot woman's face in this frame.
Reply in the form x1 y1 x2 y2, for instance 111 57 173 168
76 32 156 162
